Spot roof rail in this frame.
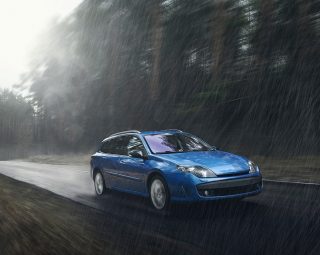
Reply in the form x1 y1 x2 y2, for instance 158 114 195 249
161 129 183 133
109 130 141 137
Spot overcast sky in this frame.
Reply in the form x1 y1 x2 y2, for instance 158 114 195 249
0 0 82 89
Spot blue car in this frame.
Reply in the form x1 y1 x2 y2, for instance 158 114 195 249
90 129 262 211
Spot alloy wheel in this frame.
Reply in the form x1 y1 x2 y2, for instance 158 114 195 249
94 172 105 195
150 178 167 210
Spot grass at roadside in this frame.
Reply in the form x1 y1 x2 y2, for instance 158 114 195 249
20 154 320 184
21 154 91 165
0 175 191 255
252 155 320 183
0 175 109 255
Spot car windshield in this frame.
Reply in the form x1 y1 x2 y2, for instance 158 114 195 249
144 133 212 154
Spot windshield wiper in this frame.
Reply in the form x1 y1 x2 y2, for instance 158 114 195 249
157 151 177 154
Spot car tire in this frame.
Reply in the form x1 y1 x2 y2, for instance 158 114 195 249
149 175 170 212
94 171 106 196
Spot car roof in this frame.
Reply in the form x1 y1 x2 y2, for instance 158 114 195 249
141 129 183 135
104 129 183 140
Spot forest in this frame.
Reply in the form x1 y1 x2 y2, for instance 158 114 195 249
1 0 319 159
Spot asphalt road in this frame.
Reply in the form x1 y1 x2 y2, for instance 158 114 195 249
0 161 319 255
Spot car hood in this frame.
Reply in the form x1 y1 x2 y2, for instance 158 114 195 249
153 150 249 176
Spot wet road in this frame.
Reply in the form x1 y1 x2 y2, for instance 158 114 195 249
0 161 319 255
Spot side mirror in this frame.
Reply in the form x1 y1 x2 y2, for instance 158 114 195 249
129 150 147 159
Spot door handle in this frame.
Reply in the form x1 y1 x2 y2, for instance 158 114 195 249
119 158 144 165
119 159 127 164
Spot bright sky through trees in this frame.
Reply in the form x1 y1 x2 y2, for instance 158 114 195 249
0 0 82 89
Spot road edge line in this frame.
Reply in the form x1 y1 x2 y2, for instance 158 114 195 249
263 178 320 187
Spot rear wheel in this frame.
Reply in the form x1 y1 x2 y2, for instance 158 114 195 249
149 175 170 211
94 171 106 196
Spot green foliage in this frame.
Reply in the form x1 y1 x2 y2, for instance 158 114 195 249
8 0 320 155
0 90 34 158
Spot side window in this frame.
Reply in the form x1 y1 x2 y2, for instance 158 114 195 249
101 136 129 155
127 136 146 155
113 136 128 155
101 135 146 155
100 139 114 154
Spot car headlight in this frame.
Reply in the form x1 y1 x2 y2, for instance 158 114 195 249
249 161 259 173
177 166 216 178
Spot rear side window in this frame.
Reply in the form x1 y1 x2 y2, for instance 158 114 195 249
100 139 115 154
100 136 129 155
113 136 128 155
101 135 146 155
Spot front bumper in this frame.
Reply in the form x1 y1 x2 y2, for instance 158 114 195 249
169 174 262 202
197 176 262 197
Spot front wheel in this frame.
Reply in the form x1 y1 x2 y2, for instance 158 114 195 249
94 171 106 196
149 176 170 211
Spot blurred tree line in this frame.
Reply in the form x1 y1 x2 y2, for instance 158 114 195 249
8 0 320 156
0 90 33 159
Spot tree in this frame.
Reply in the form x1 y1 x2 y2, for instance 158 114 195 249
0 90 34 159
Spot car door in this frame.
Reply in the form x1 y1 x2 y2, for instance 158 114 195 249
99 137 122 188
104 135 135 190
116 135 150 194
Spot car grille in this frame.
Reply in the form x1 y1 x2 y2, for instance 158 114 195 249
217 170 249 178
198 182 261 197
